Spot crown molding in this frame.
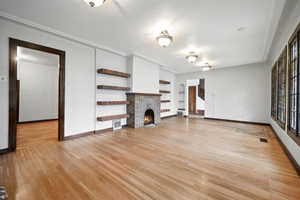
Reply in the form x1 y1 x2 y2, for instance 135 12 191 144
0 11 177 74
0 11 127 57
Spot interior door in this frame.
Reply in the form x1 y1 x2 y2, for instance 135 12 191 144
188 86 196 114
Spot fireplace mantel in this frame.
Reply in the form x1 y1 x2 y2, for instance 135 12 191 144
126 93 161 96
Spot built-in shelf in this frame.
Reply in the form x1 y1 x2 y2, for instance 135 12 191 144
178 108 185 111
161 100 171 103
159 80 171 84
160 90 171 94
97 68 130 78
97 114 129 121
97 85 130 91
161 109 170 113
97 101 130 105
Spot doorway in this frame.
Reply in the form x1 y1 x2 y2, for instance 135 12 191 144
188 86 196 114
186 79 205 117
9 38 65 152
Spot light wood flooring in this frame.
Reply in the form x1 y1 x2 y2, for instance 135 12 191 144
16 120 58 149
1 117 300 200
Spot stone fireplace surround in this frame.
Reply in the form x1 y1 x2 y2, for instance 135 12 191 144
126 93 161 128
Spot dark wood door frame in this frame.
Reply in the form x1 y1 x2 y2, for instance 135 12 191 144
9 38 65 152
188 86 196 114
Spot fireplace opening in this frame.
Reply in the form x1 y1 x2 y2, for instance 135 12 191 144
144 109 154 125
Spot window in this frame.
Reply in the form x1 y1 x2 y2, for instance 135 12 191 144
288 30 299 136
271 48 287 129
271 64 277 119
277 48 287 128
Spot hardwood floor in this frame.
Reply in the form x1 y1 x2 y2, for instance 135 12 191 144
1 117 300 200
16 120 58 149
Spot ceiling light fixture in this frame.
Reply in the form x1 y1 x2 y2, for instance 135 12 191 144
84 0 106 7
156 30 173 48
186 52 198 64
200 63 212 71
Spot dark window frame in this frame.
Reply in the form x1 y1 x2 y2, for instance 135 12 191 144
288 38 298 135
277 47 287 129
271 63 278 120
287 22 300 146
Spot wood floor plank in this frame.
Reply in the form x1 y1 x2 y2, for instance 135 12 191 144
0 117 300 200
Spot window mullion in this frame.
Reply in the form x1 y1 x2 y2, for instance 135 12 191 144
296 33 300 136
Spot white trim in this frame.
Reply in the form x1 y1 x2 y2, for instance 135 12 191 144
0 11 178 74
0 11 127 57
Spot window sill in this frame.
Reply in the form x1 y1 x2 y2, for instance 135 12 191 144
287 130 300 147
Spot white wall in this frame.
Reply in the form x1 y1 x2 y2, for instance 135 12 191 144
96 49 128 130
0 18 95 149
160 69 176 117
129 56 160 94
267 0 300 165
0 18 177 150
176 63 269 123
128 56 177 117
17 60 59 122
268 0 300 63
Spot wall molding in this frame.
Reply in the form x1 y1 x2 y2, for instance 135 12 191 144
0 148 10 155
0 11 126 57
161 114 178 119
95 128 114 135
0 11 176 73
64 125 128 141
204 117 269 126
18 119 58 124
63 131 94 141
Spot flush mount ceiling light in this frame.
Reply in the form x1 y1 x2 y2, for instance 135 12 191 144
200 63 212 71
84 0 106 7
186 52 199 64
156 30 173 48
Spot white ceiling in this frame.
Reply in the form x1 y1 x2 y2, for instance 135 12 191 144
18 47 59 67
0 0 286 73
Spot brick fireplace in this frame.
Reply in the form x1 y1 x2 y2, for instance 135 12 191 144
126 93 161 128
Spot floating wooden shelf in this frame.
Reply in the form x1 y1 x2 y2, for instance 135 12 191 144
97 114 129 121
160 90 171 94
97 68 130 78
161 100 171 103
161 109 170 113
97 85 130 91
159 80 171 84
97 101 130 105
126 93 161 96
